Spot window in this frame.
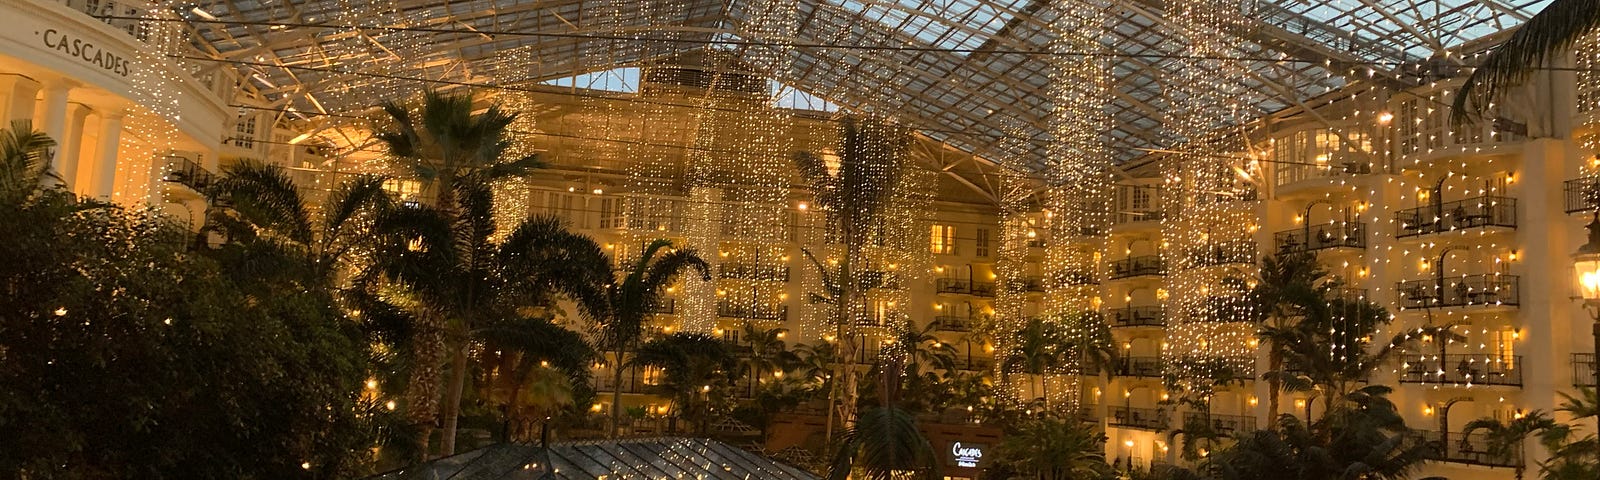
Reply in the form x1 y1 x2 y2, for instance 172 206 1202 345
931 224 956 255
975 228 990 257
382 179 422 202
232 112 257 149
599 197 624 230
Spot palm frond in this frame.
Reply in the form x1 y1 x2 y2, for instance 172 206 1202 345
210 161 314 244
827 406 937 480
1454 0 1600 122
0 120 58 202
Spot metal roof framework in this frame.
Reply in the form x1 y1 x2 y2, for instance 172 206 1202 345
368 437 820 479
176 0 1550 172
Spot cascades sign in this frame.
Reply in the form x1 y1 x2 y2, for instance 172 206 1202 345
948 441 985 468
36 28 131 77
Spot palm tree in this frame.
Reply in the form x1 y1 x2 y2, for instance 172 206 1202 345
0 120 57 204
372 89 541 211
794 115 912 441
368 182 610 457
1453 1 1600 122
588 239 710 438
1463 411 1557 480
1205 385 1436 480
631 332 738 435
741 324 799 398
475 315 596 442
1246 251 1331 425
992 415 1112 480
204 161 395 283
1001 317 1068 408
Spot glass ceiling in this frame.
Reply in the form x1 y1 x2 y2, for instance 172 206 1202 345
370 437 818 479
178 0 1552 173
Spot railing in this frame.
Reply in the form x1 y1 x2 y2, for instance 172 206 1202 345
1400 355 1523 386
162 156 215 194
1109 406 1167 431
1421 430 1523 468
1047 270 1098 288
1179 241 1256 269
932 316 974 333
972 282 996 297
1021 276 1046 292
1394 196 1517 238
1106 306 1165 327
1187 296 1253 322
935 278 972 295
1108 255 1164 279
953 355 993 371
1113 210 1165 225
1396 274 1520 309
717 263 789 282
1565 178 1600 214
716 303 788 322
1077 404 1099 423
1575 353 1596 387
1274 158 1373 187
1183 412 1256 435
1273 222 1366 252
1118 356 1163 378
649 299 676 315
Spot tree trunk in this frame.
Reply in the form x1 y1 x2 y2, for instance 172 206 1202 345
1267 348 1282 428
405 312 446 461
440 340 470 456
609 348 626 439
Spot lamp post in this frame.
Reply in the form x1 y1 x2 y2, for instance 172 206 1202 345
1570 210 1600 393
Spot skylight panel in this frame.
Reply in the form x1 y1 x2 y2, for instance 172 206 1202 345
773 83 842 112
542 67 640 93
832 0 1023 53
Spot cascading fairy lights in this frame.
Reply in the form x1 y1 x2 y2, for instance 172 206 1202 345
1019 0 1114 411
992 118 1038 392
1159 0 1260 400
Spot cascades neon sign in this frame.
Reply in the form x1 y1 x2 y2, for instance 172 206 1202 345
949 442 985 468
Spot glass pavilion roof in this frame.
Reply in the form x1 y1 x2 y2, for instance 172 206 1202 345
368 437 818 479
179 0 1550 171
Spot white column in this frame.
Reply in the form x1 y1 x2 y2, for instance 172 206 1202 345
57 104 92 192
0 75 41 127
88 112 124 201
35 81 73 186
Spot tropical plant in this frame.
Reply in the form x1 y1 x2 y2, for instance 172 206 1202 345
740 323 799 398
991 415 1112 480
586 239 710 437
632 332 739 435
826 405 938 480
0 123 382 477
1453 0 1600 122
1246 251 1331 424
1463 411 1557 480
475 315 597 442
366 179 611 457
1466 388 1599 480
1205 385 1435 480
373 89 541 210
794 115 912 440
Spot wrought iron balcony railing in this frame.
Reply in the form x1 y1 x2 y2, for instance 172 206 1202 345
932 316 974 333
1421 430 1523 468
1400 354 1522 387
971 281 996 297
716 303 788 322
1273 222 1366 252
1106 306 1164 327
1178 241 1256 269
1396 274 1519 309
1394 196 1517 238
717 263 789 282
1564 178 1600 214
1183 412 1256 435
1118 356 1163 378
1046 270 1097 288
954 355 993 371
162 156 215 194
1108 255 1164 279
1574 353 1596 387
648 299 676 315
1112 210 1165 225
1109 406 1167 431
935 278 972 295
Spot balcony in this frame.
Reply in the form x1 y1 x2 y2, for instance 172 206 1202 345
932 316 974 333
1108 255 1164 280
649 299 676 315
1183 412 1256 435
1076 404 1100 423
1394 196 1517 239
1112 210 1165 226
953 355 993 371
1117 356 1163 378
1109 406 1167 431
935 278 972 295
716 303 788 322
162 156 216 195
1274 159 1372 190
1400 355 1522 387
1020 276 1046 293
1178 241 1256 270
718 263 789 282
1565 178 1600 214
1575 353 1596 387
972 281 996 297
1106 306 1164 328
1396 275 1519 309
1421 430 1522 469
1273 222 1366 253
1046 270 1098 288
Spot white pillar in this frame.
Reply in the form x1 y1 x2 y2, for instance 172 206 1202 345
88 112 124 201
0 76 41 127
35 81 73 186
57 104 92 192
